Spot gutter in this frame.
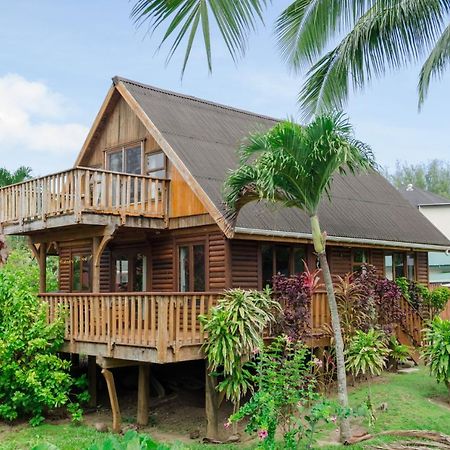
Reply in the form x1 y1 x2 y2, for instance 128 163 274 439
234 226 450 252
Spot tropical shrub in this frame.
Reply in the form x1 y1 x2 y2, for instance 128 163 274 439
199 288 279 419
345 329 390 378
272 265 320 341
388 337 410 371
427 287 450 318
373 279 405 337
422 317 450 400
0 252 85 425
230 336 346 449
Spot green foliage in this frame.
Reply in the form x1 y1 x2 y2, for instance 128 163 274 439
390 160 450 199
0 250 83 424
87 430 170 450
389 337 410 366
230 336 347 449
395 277 410 302
345 329 390 378
422 317 450 395
199 288 279 409
429 287 450 316
0 166 32 187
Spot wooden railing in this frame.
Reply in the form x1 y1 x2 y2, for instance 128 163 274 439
398 295 424 346
0 167 169 225
41 292 219 362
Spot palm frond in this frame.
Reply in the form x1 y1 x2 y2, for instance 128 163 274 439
418 23 450 108
223 113 375 223
298 0 450 118
275 0 373 70
131 0 268 75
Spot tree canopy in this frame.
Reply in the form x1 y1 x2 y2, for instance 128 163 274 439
0 167 32 187
390 159 450 199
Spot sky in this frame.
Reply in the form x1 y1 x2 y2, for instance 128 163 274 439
1 1 449 176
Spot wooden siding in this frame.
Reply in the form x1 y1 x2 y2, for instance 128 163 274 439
58 240 92 293
208 232 227 291
371 249 384 277
230 240 259 289
150 237 174 291
169 167 207 218
329 247 352 278
416 252 429 285
100 249 112 292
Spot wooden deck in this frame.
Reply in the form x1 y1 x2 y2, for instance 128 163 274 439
0 167 169 234
41 290 423 364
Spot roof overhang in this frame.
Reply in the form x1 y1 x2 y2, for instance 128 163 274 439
234 226 450 252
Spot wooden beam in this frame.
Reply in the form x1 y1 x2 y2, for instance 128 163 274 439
205 365 219 440
27 237 39 260
88 355 97 408
93 225 116 293
137 364 150 426
115 81 233 238
101 368 121 433
39 242 47 294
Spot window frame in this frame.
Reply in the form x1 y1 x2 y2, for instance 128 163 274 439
112 249 148 293
146 149 167 179
351 248 369 273
260 244 308 288
71 252 92 293
176 240 207 292
104 141 145 175
384 251 416 281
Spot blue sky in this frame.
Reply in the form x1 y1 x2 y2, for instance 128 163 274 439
1 1 449 176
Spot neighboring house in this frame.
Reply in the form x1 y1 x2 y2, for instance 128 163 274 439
1 77 449 430
400 184 450 286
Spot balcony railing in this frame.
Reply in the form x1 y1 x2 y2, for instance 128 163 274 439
0 167 169 226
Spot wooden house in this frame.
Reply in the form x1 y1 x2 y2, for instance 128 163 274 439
1 77 449 433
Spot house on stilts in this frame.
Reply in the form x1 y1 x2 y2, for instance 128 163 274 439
1 77 449 433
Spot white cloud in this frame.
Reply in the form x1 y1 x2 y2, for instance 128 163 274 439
0 74 88 166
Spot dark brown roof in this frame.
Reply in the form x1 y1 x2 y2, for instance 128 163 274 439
399 184 450 207
115 77 450 248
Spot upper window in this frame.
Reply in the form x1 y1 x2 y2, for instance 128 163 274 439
384 252 416 281
261 245 307 287
106 144 142 174
72 253 92 292
352 249 369 272
146 150 166 179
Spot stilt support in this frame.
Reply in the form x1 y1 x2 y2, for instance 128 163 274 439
88 356 97 408
205 365 219 440
137 364 150 426
102 368 121 433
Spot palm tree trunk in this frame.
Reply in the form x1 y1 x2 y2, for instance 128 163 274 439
310 214 351 442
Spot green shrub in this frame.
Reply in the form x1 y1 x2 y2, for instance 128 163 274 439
345 329 390 377
422 317 450 400
0 251 84 425
389 337 410 365
87 430 171 450
428 287 450 316
230 336 347 449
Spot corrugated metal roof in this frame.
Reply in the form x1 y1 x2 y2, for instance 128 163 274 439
399 185 450 207
115 77 450 248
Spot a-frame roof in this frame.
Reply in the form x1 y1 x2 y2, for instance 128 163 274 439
76 77 450 250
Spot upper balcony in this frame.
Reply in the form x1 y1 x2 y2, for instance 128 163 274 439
0 167 170 234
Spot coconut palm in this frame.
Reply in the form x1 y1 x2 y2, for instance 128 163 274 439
131 1 450 113
223 112 375 442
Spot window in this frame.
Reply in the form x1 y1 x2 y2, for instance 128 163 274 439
106 143 143 174
72 253 92 292
178 243 206 292
113 252 147 292
384 252 416 281
261 245 307 287
146 151 166 179
352 249 368 272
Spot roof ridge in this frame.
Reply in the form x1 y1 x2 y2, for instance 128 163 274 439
112 76 280 124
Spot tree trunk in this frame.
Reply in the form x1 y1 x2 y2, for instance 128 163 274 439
310 214 351 443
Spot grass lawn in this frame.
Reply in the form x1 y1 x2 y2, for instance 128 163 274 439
0 366 449 450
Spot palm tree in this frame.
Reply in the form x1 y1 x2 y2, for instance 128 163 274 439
223 112 375 442
0 167 32 187
131 1 450 113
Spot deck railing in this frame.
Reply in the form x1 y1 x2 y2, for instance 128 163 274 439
0 167 169 225
41 292 219 361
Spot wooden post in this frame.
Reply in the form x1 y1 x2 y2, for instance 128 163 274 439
88 355 97 408
39 242 47 294
102 368 121 433
92 237 100 293
157 296 169 363
205 364 219 440
137 364 150 426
